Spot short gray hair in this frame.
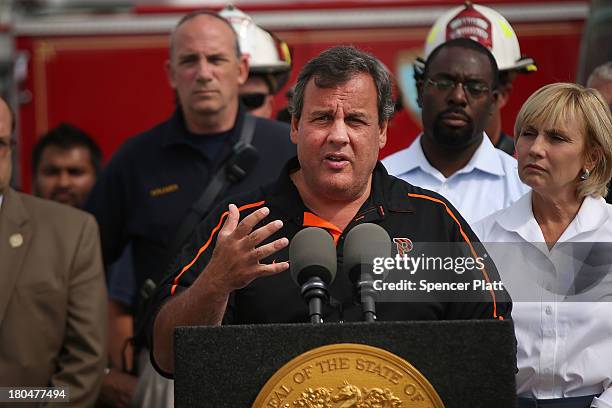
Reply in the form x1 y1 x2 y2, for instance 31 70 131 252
289 46 394 127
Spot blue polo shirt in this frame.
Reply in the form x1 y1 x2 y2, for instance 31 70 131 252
86 105 294 307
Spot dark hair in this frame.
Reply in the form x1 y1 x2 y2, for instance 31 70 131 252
32 123 102 174
424 38 499 90
169 10 241 59
289 46 394 127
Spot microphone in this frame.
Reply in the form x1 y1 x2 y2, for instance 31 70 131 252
343 223 391 322
290 227 337 324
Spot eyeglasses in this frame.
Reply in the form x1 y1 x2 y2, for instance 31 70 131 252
0 138 15 158
240 93 269 110
424 77 490 98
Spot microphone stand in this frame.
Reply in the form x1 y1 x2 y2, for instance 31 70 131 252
301 277 329 324
357 272 377 322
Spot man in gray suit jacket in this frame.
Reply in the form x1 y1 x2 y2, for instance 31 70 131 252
0 97 107 406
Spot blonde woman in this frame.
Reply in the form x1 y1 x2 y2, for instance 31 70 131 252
474 83 612 408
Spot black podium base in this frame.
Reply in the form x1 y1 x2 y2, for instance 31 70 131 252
175 320 516 407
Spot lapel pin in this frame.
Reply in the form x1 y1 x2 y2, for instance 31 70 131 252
9 233 23 248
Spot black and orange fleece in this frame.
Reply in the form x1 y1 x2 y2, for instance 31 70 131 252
148 157 512 337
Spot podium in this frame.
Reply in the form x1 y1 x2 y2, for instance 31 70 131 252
174 320 516 407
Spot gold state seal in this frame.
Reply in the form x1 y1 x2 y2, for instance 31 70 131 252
252 343 444 408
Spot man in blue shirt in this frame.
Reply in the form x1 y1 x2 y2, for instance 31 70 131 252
383 39 528 225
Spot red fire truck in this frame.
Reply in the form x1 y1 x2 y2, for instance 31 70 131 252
8 0 592 191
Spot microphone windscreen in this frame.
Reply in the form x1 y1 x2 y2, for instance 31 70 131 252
343 223 391 283
289 227 337 286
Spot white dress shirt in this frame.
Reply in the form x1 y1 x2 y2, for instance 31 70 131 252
474 192 612 407
382 134 529 225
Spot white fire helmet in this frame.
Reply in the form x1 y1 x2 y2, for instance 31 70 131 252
219 5 292 92
423 1 536 72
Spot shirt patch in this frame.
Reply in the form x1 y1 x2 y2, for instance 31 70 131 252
149 183 179 197
393 237 413 256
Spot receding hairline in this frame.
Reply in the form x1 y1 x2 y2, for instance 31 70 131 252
169 12 239 59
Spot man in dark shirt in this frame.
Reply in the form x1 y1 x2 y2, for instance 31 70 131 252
149 46 512 377
85 10 294 407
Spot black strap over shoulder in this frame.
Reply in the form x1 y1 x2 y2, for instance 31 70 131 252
168 114 258 257
131 115 259 354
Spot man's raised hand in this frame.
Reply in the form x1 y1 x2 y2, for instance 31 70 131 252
206 204 289 293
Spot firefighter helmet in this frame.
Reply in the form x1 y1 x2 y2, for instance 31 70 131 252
219 5 292 93
421 1 536 72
